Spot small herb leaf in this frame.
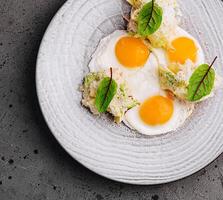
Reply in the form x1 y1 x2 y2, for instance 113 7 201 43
95 68 118 113
137 0 163 36
187 57 217 102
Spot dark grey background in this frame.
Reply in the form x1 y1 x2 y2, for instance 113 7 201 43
0 0 223 199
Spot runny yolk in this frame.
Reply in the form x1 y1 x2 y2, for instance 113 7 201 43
139 96 174 126
167 37 197 64
115 36 150 68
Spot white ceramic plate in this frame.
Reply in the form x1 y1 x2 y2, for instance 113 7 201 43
36 0 223 184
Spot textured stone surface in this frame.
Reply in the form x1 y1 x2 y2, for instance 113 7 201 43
0 0 223 199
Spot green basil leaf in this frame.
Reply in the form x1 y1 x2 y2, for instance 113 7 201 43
187 64 215 102
137 0 163 36
95 77 118 113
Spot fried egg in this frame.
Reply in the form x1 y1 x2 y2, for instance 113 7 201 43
88 30 194 135
89 30 150 71
153 27 205 71
124 95 194 135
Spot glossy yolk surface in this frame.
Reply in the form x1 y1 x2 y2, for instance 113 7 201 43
115 36 150 68
167 37 197 64
139 96 174 126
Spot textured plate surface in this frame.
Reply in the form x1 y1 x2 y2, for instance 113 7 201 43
36 0 223 184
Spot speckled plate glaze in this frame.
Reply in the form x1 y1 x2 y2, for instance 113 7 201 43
36 0 223 184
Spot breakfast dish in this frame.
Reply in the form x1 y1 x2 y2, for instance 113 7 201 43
81 0 221 135
37 0 223 184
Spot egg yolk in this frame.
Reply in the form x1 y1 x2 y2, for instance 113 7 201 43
115 36 150 68
167 37 197 64
139 96 174 126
